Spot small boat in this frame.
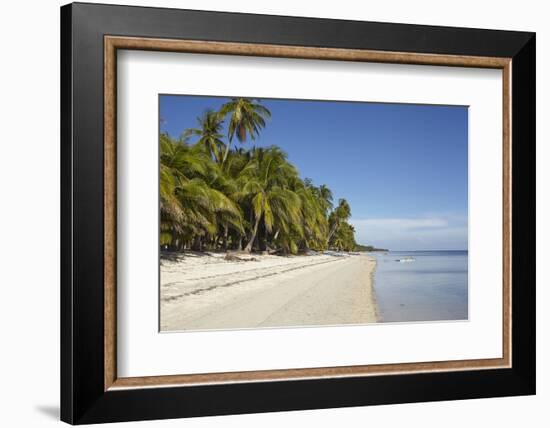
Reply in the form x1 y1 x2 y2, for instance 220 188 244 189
395 256 415 263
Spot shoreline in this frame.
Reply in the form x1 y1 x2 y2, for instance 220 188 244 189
160 251 379 331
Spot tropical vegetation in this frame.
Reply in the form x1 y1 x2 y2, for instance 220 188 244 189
160 97 359 254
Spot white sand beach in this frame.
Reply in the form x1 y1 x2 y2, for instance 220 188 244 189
160 252 378 331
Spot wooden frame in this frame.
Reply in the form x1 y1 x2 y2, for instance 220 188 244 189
62 2 535 424
104 36 513 390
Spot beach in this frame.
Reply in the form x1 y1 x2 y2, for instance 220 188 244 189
160 252 378 331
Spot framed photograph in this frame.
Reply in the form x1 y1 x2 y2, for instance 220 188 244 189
60 2 536 424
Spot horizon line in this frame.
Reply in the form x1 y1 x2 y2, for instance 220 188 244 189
361 248 468 252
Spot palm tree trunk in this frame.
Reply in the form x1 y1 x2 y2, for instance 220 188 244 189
237 234 243 251
170 229 178 251
192 236 203 252
223 224 229 251
327 222 339 242
245 215 262 252
221 140 232 164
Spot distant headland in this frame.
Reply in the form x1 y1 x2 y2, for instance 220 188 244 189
355 244 389 252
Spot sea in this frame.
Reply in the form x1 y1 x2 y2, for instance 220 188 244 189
371 250 468 323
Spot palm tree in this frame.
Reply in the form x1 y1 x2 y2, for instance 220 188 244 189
328 198 352 243
182 109 226 163
160 133 207 230
295 184 329 251
317 184 334 214
160 134 243 250
236 147 302 252
202 155 244 250
218 98 271 163
332 222 356 251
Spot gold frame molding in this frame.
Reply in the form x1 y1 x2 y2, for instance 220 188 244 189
104 36 512 391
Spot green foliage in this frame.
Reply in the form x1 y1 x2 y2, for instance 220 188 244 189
182 109 226 163
218 98 271 163
160 98 361 254
355 244 389 252
327 199 356 250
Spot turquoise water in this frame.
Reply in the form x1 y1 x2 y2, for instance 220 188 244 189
371 250 468 322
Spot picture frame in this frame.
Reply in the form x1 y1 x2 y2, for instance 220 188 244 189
60 2 535 424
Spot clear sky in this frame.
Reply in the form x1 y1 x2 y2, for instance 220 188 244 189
160 94 468 251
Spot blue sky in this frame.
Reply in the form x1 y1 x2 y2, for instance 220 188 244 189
160 95 468 251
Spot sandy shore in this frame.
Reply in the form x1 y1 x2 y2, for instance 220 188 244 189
160 252 378 331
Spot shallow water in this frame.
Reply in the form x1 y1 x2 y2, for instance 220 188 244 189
371 250 468 323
